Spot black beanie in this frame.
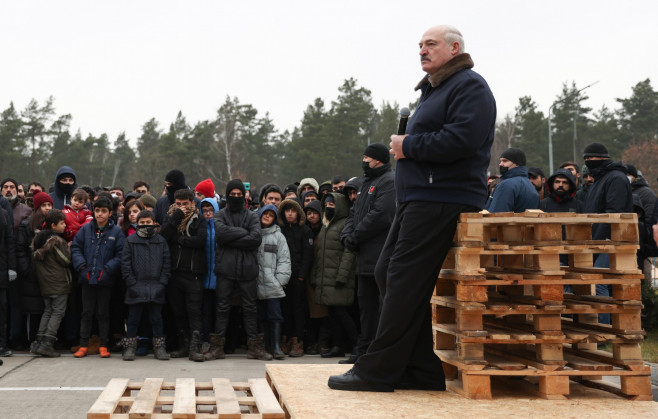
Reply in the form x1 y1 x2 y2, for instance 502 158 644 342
226 179 246 196
284 183 298 196
364 143 390 164
625 164 638 177
165 169 186 187
583 142 609 159
500 148 526 166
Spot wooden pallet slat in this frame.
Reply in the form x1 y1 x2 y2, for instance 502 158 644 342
88 378 130 419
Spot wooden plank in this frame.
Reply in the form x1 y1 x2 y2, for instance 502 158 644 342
563 353 614 371
88 378 130 419
484 353 526 370
129 378 164 419
212 378 241 419
171 378 196 419
248 378 285 419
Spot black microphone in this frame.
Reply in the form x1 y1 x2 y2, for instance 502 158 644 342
397 107 410 135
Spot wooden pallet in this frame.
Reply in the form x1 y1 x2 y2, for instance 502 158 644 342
87 378 285 419
437 349 653 401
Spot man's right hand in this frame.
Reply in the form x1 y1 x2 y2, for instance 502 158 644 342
390 134 407 160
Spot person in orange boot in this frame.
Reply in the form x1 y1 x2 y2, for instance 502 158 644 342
71 197 125 358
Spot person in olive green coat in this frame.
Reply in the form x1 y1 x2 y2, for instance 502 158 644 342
310 193 357 359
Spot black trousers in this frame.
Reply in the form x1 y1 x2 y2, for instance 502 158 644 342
355 274 380 356
215 278 258 339
353 201 476 385
80 284 113 347
167 272 203 335
282 277 306 339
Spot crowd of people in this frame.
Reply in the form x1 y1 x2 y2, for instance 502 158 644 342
0 141 397 363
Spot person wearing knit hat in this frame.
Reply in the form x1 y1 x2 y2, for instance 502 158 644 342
214 179 271 360
363 143 390 165
1 177 32 234
195 179 215 200
624 163 656 224
296 178 319 198
154 169 189 225
33 191 54 212
283 184 298 199
485 147 539 213
581 142 632 323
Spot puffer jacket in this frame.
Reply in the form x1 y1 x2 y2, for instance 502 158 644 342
630 176 656 224
310 193 356 307
214 206 262 281
257 223 291 299
71 219 125 287
278 199 314 281
121 232 171 304
32 229 72 296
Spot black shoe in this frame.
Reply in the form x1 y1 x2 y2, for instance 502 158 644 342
321 346 345 358
338 354 359 364
328 369 394 392
0 347 13 357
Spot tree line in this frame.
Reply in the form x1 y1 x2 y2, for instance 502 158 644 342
1 77 657 194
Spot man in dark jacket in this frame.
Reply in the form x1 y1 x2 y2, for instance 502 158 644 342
213 179 270 360
159 189 207 361
582 142 633 323
49 166 78 210
527 167 548 201
625 164 656 224
1 178 31 235
154 169 189 225
330 25 496 392
486 148 539 213
540 169 583 213
340 143 395 364
0 206 17 356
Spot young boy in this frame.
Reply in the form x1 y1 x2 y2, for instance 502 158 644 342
256 204 291 359
62 188 93 242
71 196 125 358
199 198 220 360
277 198 314 357
159 189 207 362
121 210 171 361
32 209 71 357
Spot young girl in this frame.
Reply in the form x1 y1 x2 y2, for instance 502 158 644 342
121 200 145 236
256 204 291 359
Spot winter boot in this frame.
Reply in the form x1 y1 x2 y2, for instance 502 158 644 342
289 337 304 357
35 336 60 358
170 331 189 358
204 333 225 360
271 323 285 360
247 334 273 361
188 330 205 362
73 347 88 358
153 336 170 360
30 335 44 354
122 337 138 361
280 335 290 355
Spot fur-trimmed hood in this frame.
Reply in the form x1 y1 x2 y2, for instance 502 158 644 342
415 53 474 90
278 198 306 226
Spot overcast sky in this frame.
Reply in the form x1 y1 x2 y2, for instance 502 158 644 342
2 1 657 146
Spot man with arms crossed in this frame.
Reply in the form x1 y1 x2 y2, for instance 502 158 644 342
329 24 496 392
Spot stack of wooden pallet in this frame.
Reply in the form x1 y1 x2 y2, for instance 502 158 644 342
432 211 652 400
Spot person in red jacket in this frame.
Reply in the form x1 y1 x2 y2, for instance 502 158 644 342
62 189 93 242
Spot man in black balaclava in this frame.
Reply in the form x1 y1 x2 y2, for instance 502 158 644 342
49 166 78 210
212 179 270 360
340 143 395 364
581 142 632 323
154 169 188 225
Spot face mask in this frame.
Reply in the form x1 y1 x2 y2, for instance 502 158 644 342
324 207 335 221
226 196 244 212
499 166 509 175
59 182 74 195
585 160 607 171
136 224 158 238
362 161 372 174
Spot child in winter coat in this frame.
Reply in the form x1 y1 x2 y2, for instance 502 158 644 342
62 188 93 242
32 209 71 357
71 196 125 358
278 198 313 357
121 210 171 361
257 204 291 359
200 198 219 358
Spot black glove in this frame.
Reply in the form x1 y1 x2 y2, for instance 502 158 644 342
344 236 358 252
170 208 185 223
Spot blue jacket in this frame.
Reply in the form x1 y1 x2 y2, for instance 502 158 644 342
71 219 125 287
486 166 540 213
202 198 219 289
397 53 496 208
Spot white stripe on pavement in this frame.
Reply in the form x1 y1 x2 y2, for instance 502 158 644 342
0 387 105 391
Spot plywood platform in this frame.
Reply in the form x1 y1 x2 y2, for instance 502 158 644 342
265 364 657 418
